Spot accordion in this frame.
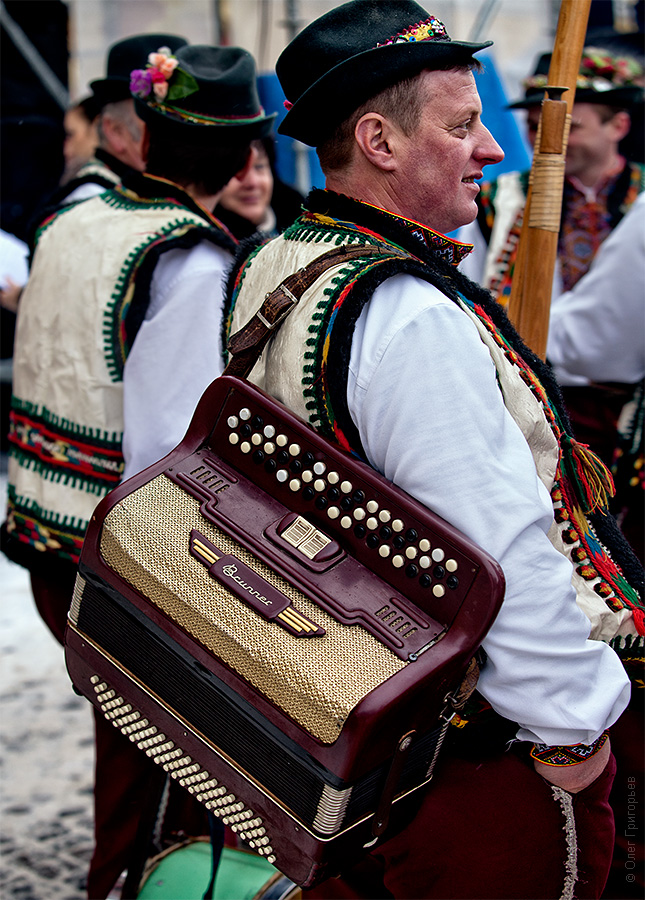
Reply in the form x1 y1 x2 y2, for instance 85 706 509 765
65 374 504 888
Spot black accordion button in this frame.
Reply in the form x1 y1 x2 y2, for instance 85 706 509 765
405 528 418 542
419 574 432 588
433 565 446 580
447 575 460 590
366 534 380 549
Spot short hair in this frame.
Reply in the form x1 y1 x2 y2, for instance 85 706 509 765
97 99 143 146
144 127 251 196
317 61 481 174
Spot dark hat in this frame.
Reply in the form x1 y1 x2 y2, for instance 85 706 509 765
508 47 644 110
131 44 276 144
90 34 189 107
276 0 492 147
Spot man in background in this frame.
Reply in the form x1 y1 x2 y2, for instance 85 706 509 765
2 43 273 898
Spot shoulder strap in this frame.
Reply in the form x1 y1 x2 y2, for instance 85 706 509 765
225 244 408 379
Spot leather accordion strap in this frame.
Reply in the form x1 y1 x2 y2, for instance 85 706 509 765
225 244 409 379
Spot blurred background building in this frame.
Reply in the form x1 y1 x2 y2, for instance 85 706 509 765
1 0 643 446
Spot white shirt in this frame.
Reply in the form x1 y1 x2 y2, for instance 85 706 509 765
122 241 230 479
347 274 630 746
547 192 645 385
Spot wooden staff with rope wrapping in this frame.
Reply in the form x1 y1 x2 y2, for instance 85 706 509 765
507 0 592 359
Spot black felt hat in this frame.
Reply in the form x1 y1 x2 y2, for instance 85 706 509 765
90 34 189 107
131 44 276 144
276 0 492 147
508 47 644 110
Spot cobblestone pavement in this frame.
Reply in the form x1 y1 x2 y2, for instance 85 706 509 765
0 475 95 899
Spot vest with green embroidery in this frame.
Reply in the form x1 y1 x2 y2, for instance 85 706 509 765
7 178 234 566
227 191 644 676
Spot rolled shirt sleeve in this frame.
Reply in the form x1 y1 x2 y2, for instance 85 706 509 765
347 274 630 747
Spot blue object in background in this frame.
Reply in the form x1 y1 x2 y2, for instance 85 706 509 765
259 52 531 196
258 73 325 193
474 51 531 179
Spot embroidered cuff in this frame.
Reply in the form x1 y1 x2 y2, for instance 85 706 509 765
530 730 609 767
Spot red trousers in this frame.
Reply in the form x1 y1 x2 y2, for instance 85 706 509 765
304 748 617 900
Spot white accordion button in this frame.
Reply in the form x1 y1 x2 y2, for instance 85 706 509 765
229 433 239 445
327 506 340 519
276 469 288 483
392 519 404 532
405 546 417 559
366 500 379 513
366 517 378 530
419 555 431 569
239 408 251 420
263 425 276 438
379 545 391 558
340 516 352 529
327 471 340 484
302 470 313 483
227 416 239 428
313 461 326 475
446 559 458 572
353 508 366 520
419 538 431 552
314 479 326 492
392 554 404 568
276 434 288 447
379 509 392 523
289 479 301 492
433 584 446 597
289 443 301 456
432 548 445 562
251 433 262 445
340 480 352 493
240 442 251 454
264 441 275 454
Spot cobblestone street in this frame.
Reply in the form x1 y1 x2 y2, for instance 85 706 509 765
0 475 95 899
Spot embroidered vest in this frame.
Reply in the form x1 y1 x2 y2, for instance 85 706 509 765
228 208 644 669
7 185 232 565
478 162 644 303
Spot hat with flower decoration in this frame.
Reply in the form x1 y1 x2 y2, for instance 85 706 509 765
129 44 275 143
508 47 644 110
276 0 492 147
90 34 189 107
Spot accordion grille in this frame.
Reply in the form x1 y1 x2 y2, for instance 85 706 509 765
100 475 406 743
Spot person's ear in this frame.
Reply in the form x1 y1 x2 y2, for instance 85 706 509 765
354 113 398 171
140 125 151 167
607 110 631 143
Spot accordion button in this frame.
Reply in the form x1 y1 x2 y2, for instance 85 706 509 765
418 538 430 551
406 564 419 578
446 558 458 572
228 433 239 445
353 489 366 503
328 471 340 484
227 416 239 428
314 479 326 492
240 442 251 454
276 434 288 447
392 554 404 567
265 459 277 473
289 443 301 456
380 525 392 540
366 517 378 530
328 487 340 501
252 451 265 464
379 545 391 558
392 519 405 532
405 546 417 559
432 548 445 562
366 534 379 548
289 479 301 492
303 487 315 501
419 555 431 569
302 470 313 483
239 408 252 420
393 535 406 549
263 424 276 438
251 433 263 445
313 461 326 475
252 415 264 429
341 516 352 529
276 469 289 483
290 459 302 473
433 584 446 597
409 530 422 544
340 497 353 510
379 509 392 523
353 507 366 520
420 574 432 588
277 450 289 464
354 524 367 538
327 506 340 519
366 500 379 513
433 565 446 579
264 441 275 454
447 575 460 590
303 452 316 466
315 497 328 510
240 424 252 437
341 480 352 493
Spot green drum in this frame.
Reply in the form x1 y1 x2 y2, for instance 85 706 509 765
138 842 300 900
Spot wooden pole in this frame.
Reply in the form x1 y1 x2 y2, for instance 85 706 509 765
507 0 592 359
